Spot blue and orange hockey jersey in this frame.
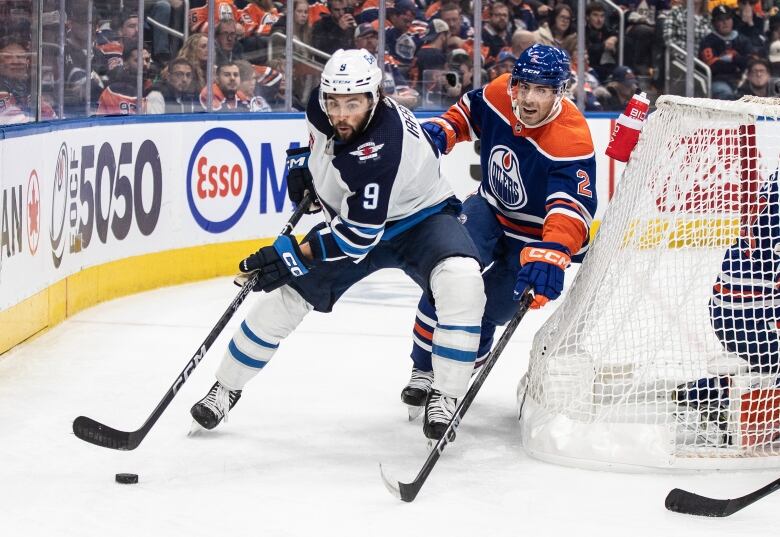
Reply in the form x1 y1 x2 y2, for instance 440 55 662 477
429 73 597 257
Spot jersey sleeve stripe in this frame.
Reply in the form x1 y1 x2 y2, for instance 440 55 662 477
339 213 385 230
546 192 595 221
495 213 544 237
545 207 589 231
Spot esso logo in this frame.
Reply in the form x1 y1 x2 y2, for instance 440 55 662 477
488 145 527 210
187 128 253 233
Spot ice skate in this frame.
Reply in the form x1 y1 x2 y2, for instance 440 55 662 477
423 389 456 441
401 368 434 420
190 381 242 431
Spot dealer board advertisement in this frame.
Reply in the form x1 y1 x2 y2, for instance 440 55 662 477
0 115 617 312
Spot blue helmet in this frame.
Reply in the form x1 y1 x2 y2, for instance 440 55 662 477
511 44 571 90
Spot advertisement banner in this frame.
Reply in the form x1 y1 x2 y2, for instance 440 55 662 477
0 115 617 312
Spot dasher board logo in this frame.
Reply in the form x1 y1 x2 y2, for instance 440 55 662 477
49 140 163 268
27 170 40 255
187 127 253 233
488 145 527 210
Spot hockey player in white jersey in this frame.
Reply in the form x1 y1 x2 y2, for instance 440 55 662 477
190 49 486 441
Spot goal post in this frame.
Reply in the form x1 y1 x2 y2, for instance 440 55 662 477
519 96 780 471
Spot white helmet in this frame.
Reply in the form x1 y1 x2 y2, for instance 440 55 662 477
319 48 383 122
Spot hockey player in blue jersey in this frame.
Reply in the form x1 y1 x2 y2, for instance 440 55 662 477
675 170 780 424
190 49 487 441
400 44 598 415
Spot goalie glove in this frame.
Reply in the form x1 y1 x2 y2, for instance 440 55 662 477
514 241 571 309
240 235 312 293
285 146 321 214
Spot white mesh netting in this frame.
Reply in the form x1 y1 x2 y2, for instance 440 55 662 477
519 96 780 471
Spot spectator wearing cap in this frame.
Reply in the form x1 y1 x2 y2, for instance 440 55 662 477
735 0 767 54
97 45 150 115
483 2 512 57
447 47 476 92
585 2 618 81
511 29 537 57
386 0 422 64
736 57 772 97
769 40 780 76
312 0 356 55
488 49 517 81
354 22 420 108
699 5 753 99
94 10 139 75
597 65 639 111
409 18 450 86
532 4 575 48
662 0 711 54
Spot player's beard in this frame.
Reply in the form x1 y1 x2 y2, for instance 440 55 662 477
332 109 373 143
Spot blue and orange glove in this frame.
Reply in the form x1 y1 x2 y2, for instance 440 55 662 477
514 241 571 309
422 120 449 155
240 235 312 293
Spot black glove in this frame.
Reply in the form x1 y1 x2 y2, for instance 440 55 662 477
239 235 312 293
286 146 321 214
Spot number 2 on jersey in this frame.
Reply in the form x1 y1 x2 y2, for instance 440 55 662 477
364 183 380 209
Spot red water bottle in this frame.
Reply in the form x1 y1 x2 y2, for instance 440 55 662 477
605 92 650 162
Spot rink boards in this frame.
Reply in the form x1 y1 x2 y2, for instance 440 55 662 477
0 112 619 353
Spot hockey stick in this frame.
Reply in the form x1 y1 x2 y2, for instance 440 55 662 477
72 193 315 451
665 477 780 517
379 289 533 502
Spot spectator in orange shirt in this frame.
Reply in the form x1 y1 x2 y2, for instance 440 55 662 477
97 45 149 115
199 61 254 111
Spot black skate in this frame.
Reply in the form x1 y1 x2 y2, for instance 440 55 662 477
672 376 731 446
401 368 434 420
190 381 242 431
423 389 456 441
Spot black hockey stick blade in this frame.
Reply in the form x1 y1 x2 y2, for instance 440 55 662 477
665 478 780 517
379 290 533 502
72 194 314 451
72 416 138 451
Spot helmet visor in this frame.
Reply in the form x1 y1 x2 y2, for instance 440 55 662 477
508 77 561 101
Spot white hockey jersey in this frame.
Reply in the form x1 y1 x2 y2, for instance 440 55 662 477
305 90 454 263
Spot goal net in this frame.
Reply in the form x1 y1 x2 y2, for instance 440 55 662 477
519 96 780 471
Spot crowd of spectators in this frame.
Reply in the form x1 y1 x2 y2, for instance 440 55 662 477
4 0 780 124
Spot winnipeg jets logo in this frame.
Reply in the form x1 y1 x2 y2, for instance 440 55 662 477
350 142 384 161
488 145 527 209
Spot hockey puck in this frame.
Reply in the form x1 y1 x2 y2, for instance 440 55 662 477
115 473 138 484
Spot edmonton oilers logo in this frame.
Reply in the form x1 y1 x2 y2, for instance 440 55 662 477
488 145 526 210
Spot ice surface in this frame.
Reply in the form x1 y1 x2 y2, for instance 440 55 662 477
0 270 775 536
